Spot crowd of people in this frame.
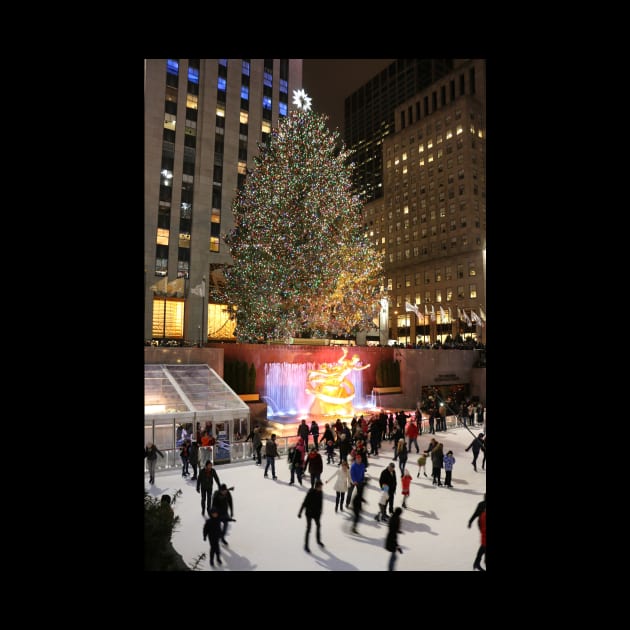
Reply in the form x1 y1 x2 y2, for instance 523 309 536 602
147 400 486 571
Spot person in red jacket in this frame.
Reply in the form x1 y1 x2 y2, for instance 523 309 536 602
305 447 324 488
405 420 420 453
473 508 486 571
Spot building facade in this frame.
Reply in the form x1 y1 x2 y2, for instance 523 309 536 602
360 59 486 345
144 58 303 343
344 59 454 204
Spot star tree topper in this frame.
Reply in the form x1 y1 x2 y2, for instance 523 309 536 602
292 88 312 111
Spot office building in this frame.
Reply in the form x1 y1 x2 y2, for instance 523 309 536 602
344 59 453 203
361 59 486 344
144 58 303 343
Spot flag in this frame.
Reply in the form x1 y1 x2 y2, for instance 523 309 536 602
439 305 447 322
430 305 436 322
471 310 484 327
462 309 472 326
479 306 486 322
190 279 206 298
167 277 185 296
150 276 168 294
405 301 419 318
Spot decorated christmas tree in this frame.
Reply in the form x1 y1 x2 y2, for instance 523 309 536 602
222 90 385 343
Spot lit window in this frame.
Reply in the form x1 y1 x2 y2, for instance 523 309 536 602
427 140 433 149
242 60 250 76
279 102 287 116
164 115 176 131
418 144 424 153
470 125 475 134
216 106 225 118
437 134 443 144
217 77 227 91
241 85 249 99
240 111 248 124
456 125 463 135
419 158 425 167
404 205 409 214
261 120 271 134
179 232 191 247
469 284 477 299
394 157 400 165
280 79 288 93
219 59 228 66
436 290 442 303
478 129 483 138
446 288 453 301
387 160 391 168
262 96 272 110
402 152 407 161
446 130 453 139
238 161 247 174
402 165 408 174
264 71 273 87
167 59 179 75
428 154 434 163
188 67 199 84
186 94 198 109
157 228 169 245
210 236 220 252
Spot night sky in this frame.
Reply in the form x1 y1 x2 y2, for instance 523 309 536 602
302 59 395 137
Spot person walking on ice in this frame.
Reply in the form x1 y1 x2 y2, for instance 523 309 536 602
443 451 455 488
298 480 325 553
400 469 412 508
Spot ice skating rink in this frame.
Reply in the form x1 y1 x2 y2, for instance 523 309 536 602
146 425 486 571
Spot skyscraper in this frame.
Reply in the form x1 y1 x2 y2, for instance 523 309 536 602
344 59 454 203
360 59 486 345
144 59 302 343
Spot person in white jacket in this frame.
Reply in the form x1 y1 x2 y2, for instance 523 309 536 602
325 459 350 512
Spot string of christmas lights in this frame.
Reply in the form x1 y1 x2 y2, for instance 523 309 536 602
222 105 385 342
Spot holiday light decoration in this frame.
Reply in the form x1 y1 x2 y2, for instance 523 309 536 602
292 88 312 111
222 101 385 343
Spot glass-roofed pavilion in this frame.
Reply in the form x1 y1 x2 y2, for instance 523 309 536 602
144 364 250 469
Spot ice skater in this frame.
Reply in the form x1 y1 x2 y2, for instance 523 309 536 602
298 480 324 552
203 507 223 567
325 459 350 512
400 469 412 508
443 450 455 488
385 507 403 571
465 433 485 472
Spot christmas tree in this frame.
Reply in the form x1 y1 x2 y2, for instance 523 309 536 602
222 90 385 343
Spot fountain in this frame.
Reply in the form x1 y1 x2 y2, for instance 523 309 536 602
262 349 372 422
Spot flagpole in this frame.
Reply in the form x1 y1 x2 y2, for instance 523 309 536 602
199 276 205 348
163 283 167 340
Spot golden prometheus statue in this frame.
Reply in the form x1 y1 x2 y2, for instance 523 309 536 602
306 347 370 416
